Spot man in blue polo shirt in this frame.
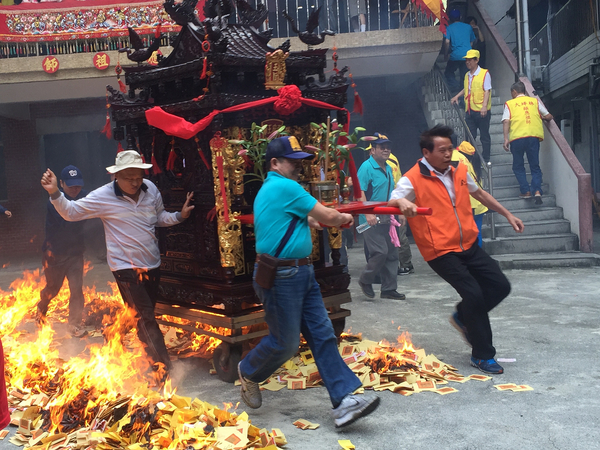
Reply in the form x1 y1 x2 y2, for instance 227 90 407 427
444 9 476 93
237 136 380 428
357 133 404 300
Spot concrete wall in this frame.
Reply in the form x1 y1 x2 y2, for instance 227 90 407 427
0 117 46 256
471 2 594 252
468 4 518 103
0 99 120 258
476 0 516 52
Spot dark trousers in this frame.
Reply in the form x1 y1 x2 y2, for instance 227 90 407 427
445 59 468 93
465 110 492 162
38 253 84 325
112 268 172 370
427 243 510 360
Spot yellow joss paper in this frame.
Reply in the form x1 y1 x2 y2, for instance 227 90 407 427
339 439 356 449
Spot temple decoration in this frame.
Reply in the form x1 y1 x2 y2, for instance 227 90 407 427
210 132 244 274
147 49 162 66
0 0 182 42
93 52 110 70
264 49 289 90
42 55 58 73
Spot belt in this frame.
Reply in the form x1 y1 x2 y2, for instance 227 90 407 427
256 255 312 266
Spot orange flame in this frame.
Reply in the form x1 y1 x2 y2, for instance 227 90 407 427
0 268 225 434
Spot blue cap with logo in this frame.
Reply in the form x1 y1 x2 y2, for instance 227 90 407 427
60 165 84 187
265 136 316 161
372 132 392 145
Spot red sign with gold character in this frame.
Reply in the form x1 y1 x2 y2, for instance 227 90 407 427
93 52 110 70
42 56 59 74
147 49 163 66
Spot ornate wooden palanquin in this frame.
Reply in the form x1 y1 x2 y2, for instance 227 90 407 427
107 1 352 375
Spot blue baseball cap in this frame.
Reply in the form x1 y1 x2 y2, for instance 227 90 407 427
60 165 84 187
265 136 315 161
372 132 392 145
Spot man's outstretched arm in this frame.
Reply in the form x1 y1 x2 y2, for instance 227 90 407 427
471 188 524 233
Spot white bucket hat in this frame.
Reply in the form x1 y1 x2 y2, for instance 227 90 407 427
106 150 153 174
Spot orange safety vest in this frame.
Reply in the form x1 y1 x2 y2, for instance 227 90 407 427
505 96 544 142
404 160 480 261
464 68 491 112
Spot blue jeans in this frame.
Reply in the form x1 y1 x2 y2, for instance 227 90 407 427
240 264 361 408
511 137 543 195
474 212 484 247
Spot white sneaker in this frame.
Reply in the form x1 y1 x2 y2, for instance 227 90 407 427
238 362 262 409
332 394 380 428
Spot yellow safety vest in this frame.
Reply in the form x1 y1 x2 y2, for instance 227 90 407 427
505 96 544 142
464 68 491 112
387 154 402 185
451 150 488 215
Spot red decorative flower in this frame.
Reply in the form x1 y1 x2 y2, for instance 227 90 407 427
273 85 302 116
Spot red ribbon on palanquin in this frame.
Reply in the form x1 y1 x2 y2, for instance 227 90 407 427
145 85 363 198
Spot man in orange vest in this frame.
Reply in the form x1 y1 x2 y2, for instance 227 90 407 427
451 49 492 163
388 125 524 374
502 81 554 205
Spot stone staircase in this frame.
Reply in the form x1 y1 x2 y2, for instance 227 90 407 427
420 83 600 269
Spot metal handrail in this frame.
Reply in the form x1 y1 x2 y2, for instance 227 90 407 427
422 63 496 239
428 63 489 175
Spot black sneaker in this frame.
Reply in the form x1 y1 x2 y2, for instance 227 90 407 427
380 290 406 300
470 357 504 374
534 191 543 205
358 281 375 299
397 264 414 275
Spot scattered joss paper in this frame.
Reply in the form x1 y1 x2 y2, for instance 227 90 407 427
0 270 285 450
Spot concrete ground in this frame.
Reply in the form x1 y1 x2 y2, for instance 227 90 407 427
1 240 600 450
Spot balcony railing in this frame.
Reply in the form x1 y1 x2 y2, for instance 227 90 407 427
0 0 435 58
530 0 598 66
267 0 434 37
0 34 169 58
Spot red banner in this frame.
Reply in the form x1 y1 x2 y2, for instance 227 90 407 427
0 0 192 42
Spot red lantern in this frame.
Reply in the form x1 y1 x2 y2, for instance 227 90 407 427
93 52 110 70
42 56 59 74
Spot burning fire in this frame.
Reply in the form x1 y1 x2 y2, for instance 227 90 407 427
0 268 228 435
1 266 456 449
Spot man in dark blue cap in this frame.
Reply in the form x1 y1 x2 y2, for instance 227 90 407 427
443 9 476 92
37 165 88 337
357 133 405 300
237 136 380 428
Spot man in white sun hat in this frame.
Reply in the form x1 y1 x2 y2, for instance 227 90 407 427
41 150 195 376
